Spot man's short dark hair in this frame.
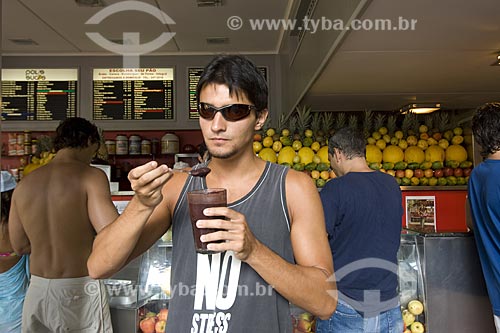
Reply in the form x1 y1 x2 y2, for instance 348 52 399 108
328 127 366 159
472 102 500 157
54 117 100 152
197 55 268 113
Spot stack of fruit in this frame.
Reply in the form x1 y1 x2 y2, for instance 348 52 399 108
252 106 473 188
402 299 425 333
138 308 169 333
366 125 473 186
253 127 335 188
291 311 316 332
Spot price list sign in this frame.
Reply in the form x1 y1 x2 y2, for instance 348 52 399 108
1 69 78 121
93 68 174 120
188 66 268 120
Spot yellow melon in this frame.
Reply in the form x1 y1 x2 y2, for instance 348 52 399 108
425 145 445 162
382 146 404 163
445 144 467 162
366 144 383 163
404 146 425 164
317 146 329 164
297 147 315 165
277 146 296 165
258 148 277 163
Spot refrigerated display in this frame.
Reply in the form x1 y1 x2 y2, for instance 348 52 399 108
105 232 172 333
398 231 495 332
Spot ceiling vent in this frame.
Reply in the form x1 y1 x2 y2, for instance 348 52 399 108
74 0 106 7
197 0 223 7
9 38 39 46
206 37 229 44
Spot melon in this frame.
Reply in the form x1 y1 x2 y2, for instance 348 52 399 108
445 144 467 162
297 147 315 165
277 146 296 165
366 144 383 163
425 145 445 162
404 146 425 164
258 148 277 163
382 146 404 163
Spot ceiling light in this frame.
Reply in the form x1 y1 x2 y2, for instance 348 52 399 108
74 0 106 7
206 37 229 44
9 38 38 45
400 103 441 114
196 0 223 7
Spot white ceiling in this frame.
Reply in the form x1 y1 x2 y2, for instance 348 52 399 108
2 0 500 112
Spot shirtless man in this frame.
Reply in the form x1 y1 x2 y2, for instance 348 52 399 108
9 117 118 333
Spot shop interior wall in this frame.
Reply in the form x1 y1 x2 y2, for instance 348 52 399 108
1 54 281 132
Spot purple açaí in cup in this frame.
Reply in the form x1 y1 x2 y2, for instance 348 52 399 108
187 188 227 254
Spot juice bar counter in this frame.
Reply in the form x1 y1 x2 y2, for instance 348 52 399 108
398 231 495 332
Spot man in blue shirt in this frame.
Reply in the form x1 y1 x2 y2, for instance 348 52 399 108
317 127 403 333
467 102 500 332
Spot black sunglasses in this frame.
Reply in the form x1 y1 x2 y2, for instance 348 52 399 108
198 102 257 121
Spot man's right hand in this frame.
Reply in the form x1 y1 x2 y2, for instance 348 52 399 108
128 161 173 208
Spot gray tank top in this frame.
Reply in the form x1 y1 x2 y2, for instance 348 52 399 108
166 161 294 333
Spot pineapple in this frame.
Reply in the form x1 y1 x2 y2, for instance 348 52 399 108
424 115 434 132
348 114 359 130
287 115 297 138
310 112 322 139
387 115 397 136
363 110 374 139
295 105 312 137
374 113 386 133
321 112 334 140
335 112 346 132
437 112 449 133
401 113 412 137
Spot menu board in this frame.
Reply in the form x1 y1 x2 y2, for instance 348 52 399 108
93 68 174 120
1 69 78 121
188 66 268 120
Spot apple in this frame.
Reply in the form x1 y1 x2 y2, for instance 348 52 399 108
463 167 472 177
443 167 454 177
423 169 434 178
253 133 262 142
432 132 442 141
396 170 406 178
155 320 167 333
453 168 463 177
402 309 415 327
296 319 312 332
407 300 424 315
434 169 444 178
139 317 156 333
405 169 414 178
410 321 425 333
157 308 169 321
414 169 424 178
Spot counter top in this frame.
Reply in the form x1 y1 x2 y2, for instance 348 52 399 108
111 191 135 196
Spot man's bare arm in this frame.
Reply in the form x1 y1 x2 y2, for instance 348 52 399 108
8 190 31 254
87 162 172 278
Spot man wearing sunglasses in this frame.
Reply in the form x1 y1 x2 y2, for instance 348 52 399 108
88 55 337 332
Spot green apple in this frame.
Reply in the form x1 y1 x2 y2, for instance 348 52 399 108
402 309 415 327
410 321 425 333
408 300 424 315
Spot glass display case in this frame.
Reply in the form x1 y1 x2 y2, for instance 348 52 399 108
398 231 495 332
105 230 172 333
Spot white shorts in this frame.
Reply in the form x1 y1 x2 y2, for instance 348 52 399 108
22 275 113 333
